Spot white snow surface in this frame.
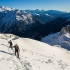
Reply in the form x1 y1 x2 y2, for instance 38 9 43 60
45 14 51 16
41 32 70 50
35 13 40 16
0 33 70 70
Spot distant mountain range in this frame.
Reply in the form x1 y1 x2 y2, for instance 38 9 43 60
24 9 67 24
0 6 70 40
23 12 70 40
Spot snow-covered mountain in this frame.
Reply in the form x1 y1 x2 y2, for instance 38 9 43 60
0 6 70 40
0 33 70 70
24 9 66 16
24 9 67 24
41 25 70 50
24 12 70 40
0 6 33 34
62 13 70 22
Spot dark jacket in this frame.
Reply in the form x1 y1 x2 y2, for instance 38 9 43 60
8 41 13 46
14 45 19 52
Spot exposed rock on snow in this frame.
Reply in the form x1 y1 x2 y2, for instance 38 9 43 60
0 6 33 33
59 25 70 36
24 9 67 24
42 25 70 50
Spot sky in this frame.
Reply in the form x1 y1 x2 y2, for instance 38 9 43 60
0 0 70 12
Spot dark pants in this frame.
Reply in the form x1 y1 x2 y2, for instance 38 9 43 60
15 50 19 58
10 45 13 49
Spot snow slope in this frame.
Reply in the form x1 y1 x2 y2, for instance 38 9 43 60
41 31 70 50
0 33 70 70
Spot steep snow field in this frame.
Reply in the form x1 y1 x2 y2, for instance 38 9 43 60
0 33 70 70
41 32 70 50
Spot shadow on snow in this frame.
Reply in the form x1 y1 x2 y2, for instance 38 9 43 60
0 50 14 55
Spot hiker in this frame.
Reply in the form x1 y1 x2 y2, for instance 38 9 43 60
8 40 13 50
14 44 19 58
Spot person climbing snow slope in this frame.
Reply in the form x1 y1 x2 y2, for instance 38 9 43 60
8 40 13 50
14 44 19 58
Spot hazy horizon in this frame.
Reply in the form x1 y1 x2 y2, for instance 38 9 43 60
0 0 70 12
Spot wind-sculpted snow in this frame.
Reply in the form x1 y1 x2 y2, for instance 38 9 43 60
0 33 70 70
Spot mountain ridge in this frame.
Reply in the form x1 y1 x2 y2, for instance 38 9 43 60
24 9 67 24
0 6 70 40
41 25 70 50
0 6 33 34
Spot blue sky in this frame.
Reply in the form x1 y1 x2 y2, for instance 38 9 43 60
0 0 70 12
